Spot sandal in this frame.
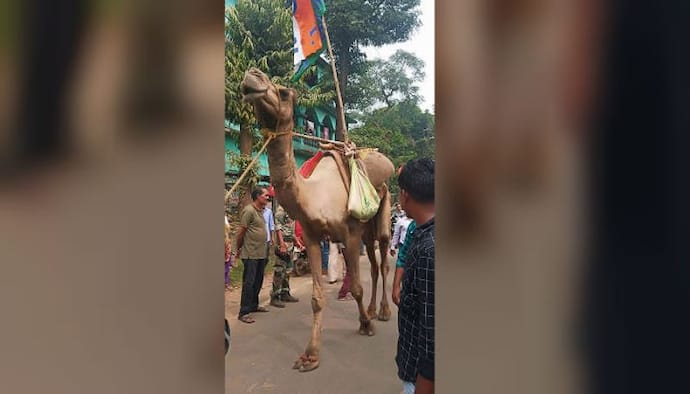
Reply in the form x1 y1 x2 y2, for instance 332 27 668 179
337 294 354 301
255 306 269 313
238 314 255 324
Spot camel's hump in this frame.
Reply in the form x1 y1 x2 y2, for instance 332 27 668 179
361 151 395 188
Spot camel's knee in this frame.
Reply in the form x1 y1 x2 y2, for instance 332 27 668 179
311 295 324 313
351 283 364 299
379 234 390 247
380 263 390 277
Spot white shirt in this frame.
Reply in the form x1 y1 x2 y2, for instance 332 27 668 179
391 216 412 250
263 207 275 243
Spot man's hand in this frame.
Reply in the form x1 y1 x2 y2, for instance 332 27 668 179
392 284 401 306
414 374 434 394
279 242 287 253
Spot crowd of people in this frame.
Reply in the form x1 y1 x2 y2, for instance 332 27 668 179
225 158 435 394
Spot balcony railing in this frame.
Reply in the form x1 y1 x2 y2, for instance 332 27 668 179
292 130 321 154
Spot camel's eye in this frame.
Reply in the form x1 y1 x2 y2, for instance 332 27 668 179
278 88 291 100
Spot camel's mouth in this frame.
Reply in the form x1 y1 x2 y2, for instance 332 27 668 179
241 68 274 103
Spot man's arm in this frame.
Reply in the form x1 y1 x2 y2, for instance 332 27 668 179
392 267 404 306
414 375 434 394
277 229 287 252
235 226 247 256
295 236 305 249
294 221 305 249
415 246 435 391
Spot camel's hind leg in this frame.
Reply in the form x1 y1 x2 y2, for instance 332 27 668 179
363 227 379 320
344 228 375 336
375 187 392 321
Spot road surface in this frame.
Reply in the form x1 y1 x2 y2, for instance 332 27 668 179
226 253 401 394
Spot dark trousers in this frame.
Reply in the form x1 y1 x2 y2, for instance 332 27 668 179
239 258 268 317
320 240 330 271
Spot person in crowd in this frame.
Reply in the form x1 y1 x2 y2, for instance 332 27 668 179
225 215 233 291
337 266 353 301
327 239 344 284
235 187 271 324
272 207 300 308
263 194 275 255
395 158 435 394
391 220 416 306
390 210 413 257
294 219 306 250
320 236 330 276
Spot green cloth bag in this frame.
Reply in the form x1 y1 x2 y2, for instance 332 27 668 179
347 157 381 221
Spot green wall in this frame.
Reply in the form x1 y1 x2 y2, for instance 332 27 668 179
225 134 311 178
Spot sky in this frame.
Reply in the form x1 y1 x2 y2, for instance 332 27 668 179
362 0 435 113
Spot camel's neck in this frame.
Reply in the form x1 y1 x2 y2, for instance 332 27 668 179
265 121 305 215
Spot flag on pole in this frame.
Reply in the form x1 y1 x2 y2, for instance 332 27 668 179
291 0 326 81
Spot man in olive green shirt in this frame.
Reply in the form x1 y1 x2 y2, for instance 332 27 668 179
235 187 270 323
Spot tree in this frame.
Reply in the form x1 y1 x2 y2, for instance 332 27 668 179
350 101 434 199
225 0 333 204
225 0 292 156
324 0 421 140
226 0 292 204
349 49 425 112
369 50 425 107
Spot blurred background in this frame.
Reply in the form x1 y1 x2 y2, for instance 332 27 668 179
1 1 224 393
1 0 688 393
437 1 689 394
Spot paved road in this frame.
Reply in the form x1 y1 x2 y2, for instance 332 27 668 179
226 254 401 394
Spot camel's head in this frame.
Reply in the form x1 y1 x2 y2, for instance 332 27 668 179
240 68 296 130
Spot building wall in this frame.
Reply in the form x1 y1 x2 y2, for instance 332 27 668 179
225 133 311 180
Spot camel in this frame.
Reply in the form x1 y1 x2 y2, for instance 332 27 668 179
240 68 395 372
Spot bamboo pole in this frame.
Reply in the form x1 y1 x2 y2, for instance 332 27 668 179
321 15 348 143
224 136 273 205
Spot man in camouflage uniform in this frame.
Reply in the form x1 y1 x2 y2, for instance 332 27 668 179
271 207 300 308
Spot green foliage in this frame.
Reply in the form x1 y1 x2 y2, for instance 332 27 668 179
349 50 426 112
224 0 429 201
370 50 425 107
350 101 434 199
225 0 335 129
226 150 265 198
225 0 293 125
325 0 422 106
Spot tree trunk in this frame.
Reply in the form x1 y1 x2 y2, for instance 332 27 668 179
238 123 254 208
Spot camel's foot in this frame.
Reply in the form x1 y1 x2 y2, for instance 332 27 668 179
292 353 319 372
358 320 375 336
366 304 377 320
377 303 391 321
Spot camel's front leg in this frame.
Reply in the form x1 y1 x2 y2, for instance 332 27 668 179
345 233 375 336
292 237 325 372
